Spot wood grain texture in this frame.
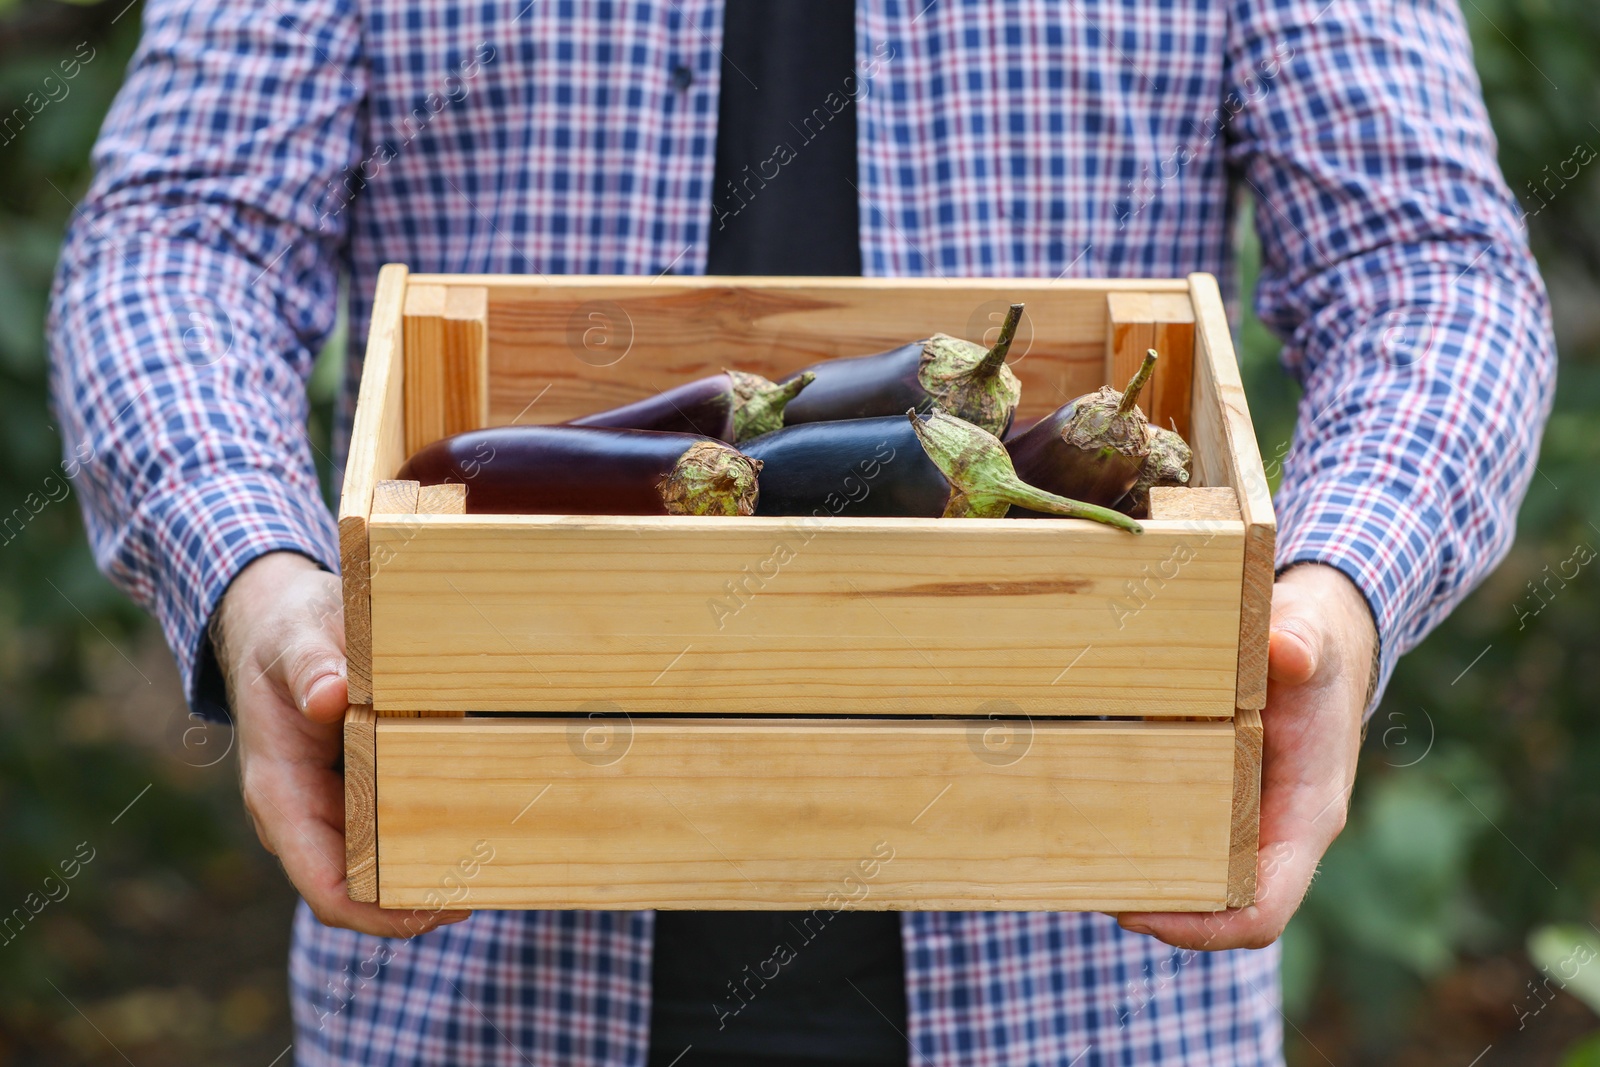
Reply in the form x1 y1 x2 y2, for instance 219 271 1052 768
1188 274 1276 711
372 479 420 515
403 284 489 457
1228 706 1264 908
1104 291 1155 406
367 514 1244 717
1149 486 1240 523
338 263 409 704
443 286 489 433
417 483 468 514
1150 292 1196 441
368 479 428 718
344 705 378 903
402 285 448 457
1104 291 1197 442
375 716 1236 911
437 276 1190 427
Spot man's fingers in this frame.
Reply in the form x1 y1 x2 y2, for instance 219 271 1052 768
253 772 469 938
1118 833 1320 951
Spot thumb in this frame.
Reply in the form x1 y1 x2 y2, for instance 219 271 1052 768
1267 606 1320 688
273 630 350 724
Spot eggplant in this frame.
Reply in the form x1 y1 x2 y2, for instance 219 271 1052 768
396 426 762 516
1119 426 1193 519
778 303 1026 436
1005 348 1158 510
567 370 815 444
741 409 1141 532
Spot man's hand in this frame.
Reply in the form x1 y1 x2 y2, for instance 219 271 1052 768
1117 562 1377 950
213 551 469 937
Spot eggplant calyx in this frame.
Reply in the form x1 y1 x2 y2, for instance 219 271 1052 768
1061 385 1152 461
659 441 764 516
916 322 1023 437
730 370 815 442
1141 426 1193 488
907 409 1143 533
1120 426 1193 518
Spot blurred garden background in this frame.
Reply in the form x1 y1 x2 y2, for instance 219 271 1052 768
2 0 1598 1063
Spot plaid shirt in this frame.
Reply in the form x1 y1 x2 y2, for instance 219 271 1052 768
49 0 1552 1064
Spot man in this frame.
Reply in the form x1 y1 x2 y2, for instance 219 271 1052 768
49 0 1552 1064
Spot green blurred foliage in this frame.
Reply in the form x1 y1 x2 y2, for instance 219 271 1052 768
0 0 1597 1064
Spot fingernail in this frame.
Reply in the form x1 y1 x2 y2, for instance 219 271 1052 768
1122 922 1154 937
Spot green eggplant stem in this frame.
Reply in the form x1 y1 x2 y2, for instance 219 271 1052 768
907 407 1143 533
992 478 1144 532
1116 349 1159 416
973 303 1025 381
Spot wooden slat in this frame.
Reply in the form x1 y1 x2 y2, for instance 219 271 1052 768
417 483 468 514
446 276 1190 427
372 479 420 515
1188 273 1276 711
368 479 426 719
1149 486 1240 523
443 286 489 434
1149 292 1196 441
1105 291 1155 400
368 513 1243 717
338 263 409 705
403 285 490 456
402 285 447 456
344 705 378 903
375 716 1236 911
1227 707 1264 908
1105 291 1197 441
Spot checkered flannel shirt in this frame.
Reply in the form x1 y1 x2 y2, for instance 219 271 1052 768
49 0 1553 1064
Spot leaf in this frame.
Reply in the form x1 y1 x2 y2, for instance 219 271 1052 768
1562 1031 1600 1067
1528 925 1600 1017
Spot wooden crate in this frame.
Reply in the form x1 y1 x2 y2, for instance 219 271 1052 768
339 267 1274 912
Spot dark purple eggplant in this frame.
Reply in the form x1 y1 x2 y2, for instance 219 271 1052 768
1005 348 1158 510
567 370 814 443
779 303 1025 436
396 426 761 516
741 417 945 518
741 409 1141 532
1118 426 1193 518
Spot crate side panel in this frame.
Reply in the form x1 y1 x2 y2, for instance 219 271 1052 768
368 516 1242 716
375 717 1234 911
1188 274 1275 710
339 263 409 704
483 280 1139 427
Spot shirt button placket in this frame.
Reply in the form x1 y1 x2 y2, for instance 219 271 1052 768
661 1 709 276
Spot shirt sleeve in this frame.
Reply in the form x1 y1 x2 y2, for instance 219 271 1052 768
1223 0 1556 713
46 0 366 718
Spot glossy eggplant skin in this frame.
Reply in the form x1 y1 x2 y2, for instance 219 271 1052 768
778 343 929 425
568 373 734 440
1005 400 1145 512
741 417 949 518
398 425 709 515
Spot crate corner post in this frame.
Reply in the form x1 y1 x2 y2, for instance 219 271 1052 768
1227 707 1264 908
345 704 379 903
1186 271 1276 712
338 263 410 705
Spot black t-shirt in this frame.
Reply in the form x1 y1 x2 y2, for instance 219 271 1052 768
647 3 906 1065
